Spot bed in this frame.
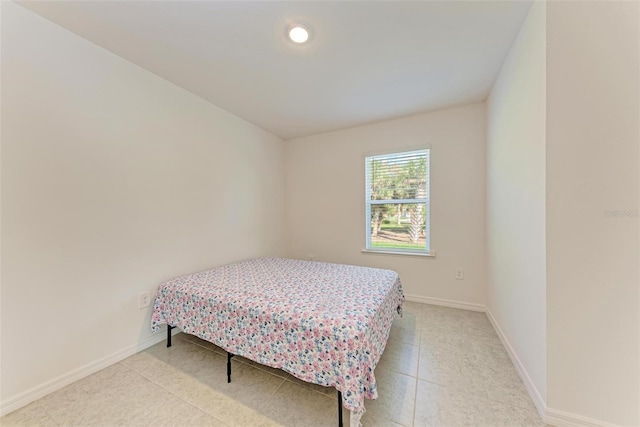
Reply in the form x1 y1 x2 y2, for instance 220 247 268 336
151 257 404 426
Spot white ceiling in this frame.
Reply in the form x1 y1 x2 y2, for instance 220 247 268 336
19 1 532 140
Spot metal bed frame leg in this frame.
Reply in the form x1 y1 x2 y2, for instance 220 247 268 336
227 352 234 383
337 391 343 427
166 325 176 347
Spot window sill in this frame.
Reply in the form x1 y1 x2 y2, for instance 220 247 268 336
361 249 436 258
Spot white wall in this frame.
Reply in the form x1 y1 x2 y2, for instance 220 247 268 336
486 0 547 409
546 2 639 425
1 1 285 412
285 104 486 306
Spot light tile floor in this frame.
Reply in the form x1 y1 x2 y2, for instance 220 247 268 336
1 302 546 426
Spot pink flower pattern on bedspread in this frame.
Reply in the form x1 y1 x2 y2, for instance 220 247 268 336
151 257 404 414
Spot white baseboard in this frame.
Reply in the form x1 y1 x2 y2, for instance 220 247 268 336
485 309 546 418
0 327 178 417
545 408 622 427
404 294 485 312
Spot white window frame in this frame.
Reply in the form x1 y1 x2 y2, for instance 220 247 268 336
364 148 432 256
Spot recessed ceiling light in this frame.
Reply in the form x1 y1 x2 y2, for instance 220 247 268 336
288 25 310 44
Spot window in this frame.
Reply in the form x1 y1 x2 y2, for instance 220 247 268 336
365 149 430 254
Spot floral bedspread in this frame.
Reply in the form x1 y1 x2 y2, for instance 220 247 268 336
151 257 404 414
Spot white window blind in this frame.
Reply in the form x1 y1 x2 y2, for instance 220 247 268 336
365 149 430 253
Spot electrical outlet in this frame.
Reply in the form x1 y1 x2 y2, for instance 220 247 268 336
138 292 151 309
455 268 464 280
308 254 315 261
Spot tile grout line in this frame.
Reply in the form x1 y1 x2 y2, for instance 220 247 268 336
265 377 287 403
282 377 339 400
179 335 227 356
35 401 62 427
411 329 421 427
117 358 231 426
